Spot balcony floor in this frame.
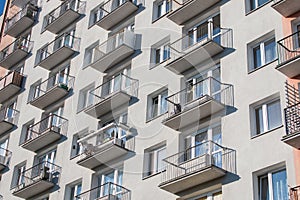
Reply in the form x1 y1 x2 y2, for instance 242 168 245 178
167 0 221 25
96 1 138 30
282 132 300 149
85 91 131 118
0 49 29 69
159 165 226 194
276 55 300 78
90 44 135 73
13 180 54 199
166 40 224 75
77 142 129 169
38 46 76 70
22 128 62 152
272 0 300 17
0 83 21 104
29 84 69 109
0 120 14 136
45 10 81 34
6 16 35 37
163 96 225 130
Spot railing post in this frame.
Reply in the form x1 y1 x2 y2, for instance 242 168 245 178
208 19 213 40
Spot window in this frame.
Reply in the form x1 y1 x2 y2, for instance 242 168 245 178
150 37 170 67
147 89 168 120
247 0 270 12
153 0 171 21
258 169 288 200
19 119 34 145
77 84 95 112
143 144 166 177
11 162 26 189
89 6 104 27
65 181 82 200
0 139 8 162
189 191 222 200
251 98 282 135
249 36 276 71
70 129 87 158
83 41 99 67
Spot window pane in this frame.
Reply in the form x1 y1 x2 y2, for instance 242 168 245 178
255 106 264 134
259 176 269 200
197 22 209 43
151 96 159 118
264 38 276 64
249 0 256 10
258 0 269 7
157 3 162 18
163 45 170 61
160 91 168 114
155 48 161 64
267 100 282 130
253 45 262 69
272 170 288 200
157 147 166 172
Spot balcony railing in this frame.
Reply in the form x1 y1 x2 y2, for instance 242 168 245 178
11 0 38 8
21 114 68 148
12 161 61 198
0 147 12 170
0 107 19 135
43 0 86 34
0 37 33 69
290 185 300 200
277 31 300 78
5 3 38 37
167 0 221 25
36 33 80 69
160 140 236 193
89 30 136 72
76 182 131 200
0 71 24 103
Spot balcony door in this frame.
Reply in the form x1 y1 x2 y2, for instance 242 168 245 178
98 168 123 198
36 149 56 179
40 107 64 132
54 29 75 51
186 74 208 104
61 0 78 13
47 66 70 90
5 101 16 121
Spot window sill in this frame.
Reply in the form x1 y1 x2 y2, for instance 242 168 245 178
251 125 283 139
142 170 165 180
248 59 277 75
146 112 167 123
245 1 272 16
149 58 169 70
152 12 170 24
70 154 81 160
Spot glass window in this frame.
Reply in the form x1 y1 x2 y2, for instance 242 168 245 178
148 89 168 120
154 0 171 20
78 85 94 111
144 145 166 177
69 182 82 200
153 44 170 64
248 0 270 12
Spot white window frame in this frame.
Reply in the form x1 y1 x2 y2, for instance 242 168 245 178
147 89 168 120
153 0 171 20
246 0 270 13
97 167 123 197
189 189 222 200
249 35 276 71
78 84 95 112
251 98 282 136
144 145 166 177
83 41 99 67
69 182 82 200
154 44 170 65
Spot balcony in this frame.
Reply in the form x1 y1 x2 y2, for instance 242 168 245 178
276 31 300 78
0 37 33 69
43 0 86 34
159 141 236 194
0 71 24 104
89 30 136 72
272 0 300 17
36 34 80 70
21 114 68 152
165 26 232 75
77 123 134 169
95 0 139 30
5 4 38 37
167 0 220 25
0 107 19 136
0 148 12 171
85 74 138 118
163 77 233 130
76 182 131 200
12 161 61 199
28 74 74 109
290 185 300 200
11 0 32 8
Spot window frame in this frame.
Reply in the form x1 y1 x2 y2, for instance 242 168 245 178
143 144 167 178
147 89 168 121
246 0 271 14
77 84 95 112
152 0 171 22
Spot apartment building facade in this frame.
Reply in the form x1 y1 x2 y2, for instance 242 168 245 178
0 0 297 200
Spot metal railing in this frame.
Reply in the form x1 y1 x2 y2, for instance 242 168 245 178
36 33 80 65
0 71 23 92
76 182 131 200
161 140 236 184
284 102 300 136
21 114 68 145
79 123 134 159
165 77 233 118
277 31 300 66
168 24 233 62
290 185 300 200
43 0 86 29
5 3 38 33
0 106 19 125
285 81 300 107
28 73 74 103
0 37 33 62
89 73 138 107
0 147 12 167
11 161 61 192
90 30 136 65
